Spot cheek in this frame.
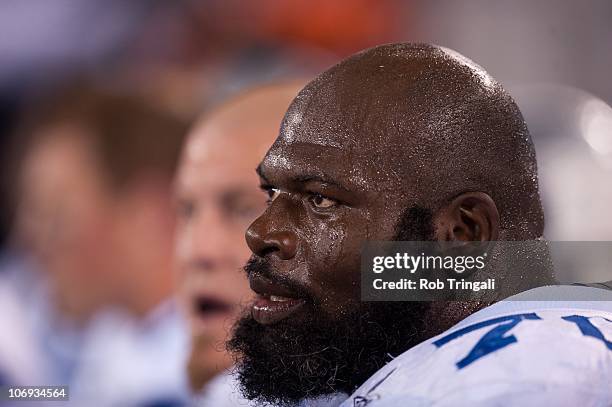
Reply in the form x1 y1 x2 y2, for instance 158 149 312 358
174 227 193 266
55 206 114 275
210 265 253 303
304 210 371 307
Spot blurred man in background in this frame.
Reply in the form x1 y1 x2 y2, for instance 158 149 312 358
0 85 190 406
174 82 305 406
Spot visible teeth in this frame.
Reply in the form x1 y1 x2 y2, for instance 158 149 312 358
270 295 291 302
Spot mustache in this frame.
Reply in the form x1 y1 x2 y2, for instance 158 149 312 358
243 256 313 302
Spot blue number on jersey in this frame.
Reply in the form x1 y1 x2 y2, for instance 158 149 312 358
434 312 612 370
562 315 612 351
433 313 541 369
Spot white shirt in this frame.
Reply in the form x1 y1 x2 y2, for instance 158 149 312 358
341 285 612 407
0 255 190 407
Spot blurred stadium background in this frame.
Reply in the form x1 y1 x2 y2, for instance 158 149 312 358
1 0 612 247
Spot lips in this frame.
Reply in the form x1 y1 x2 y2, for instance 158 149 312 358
249 275 306 325
193 296 233 319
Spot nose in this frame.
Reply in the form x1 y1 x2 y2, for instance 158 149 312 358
245 216 298 260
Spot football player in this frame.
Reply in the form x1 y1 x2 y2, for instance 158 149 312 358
228 43 612 406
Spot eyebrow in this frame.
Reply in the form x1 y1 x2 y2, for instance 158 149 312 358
293 175 352 192
256 164 352 192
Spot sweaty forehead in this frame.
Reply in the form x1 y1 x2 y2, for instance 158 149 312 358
267 49 445 186
277 71 407 153
260 43 505 199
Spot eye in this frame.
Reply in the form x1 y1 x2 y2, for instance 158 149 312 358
309 193 338 209
177 199 196 220
266 188 281 204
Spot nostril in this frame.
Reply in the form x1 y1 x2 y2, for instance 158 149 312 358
256 232 297 260
259 246 277 258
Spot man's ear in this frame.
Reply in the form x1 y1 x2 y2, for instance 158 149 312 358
433 192 500 242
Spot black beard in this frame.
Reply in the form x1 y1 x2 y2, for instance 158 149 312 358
228 206 434 406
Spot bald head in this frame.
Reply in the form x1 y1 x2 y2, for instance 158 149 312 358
247 44 549 319
271 43 543 239
188 83 304 167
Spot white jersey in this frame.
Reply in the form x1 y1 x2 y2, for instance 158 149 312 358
341 285 612 407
